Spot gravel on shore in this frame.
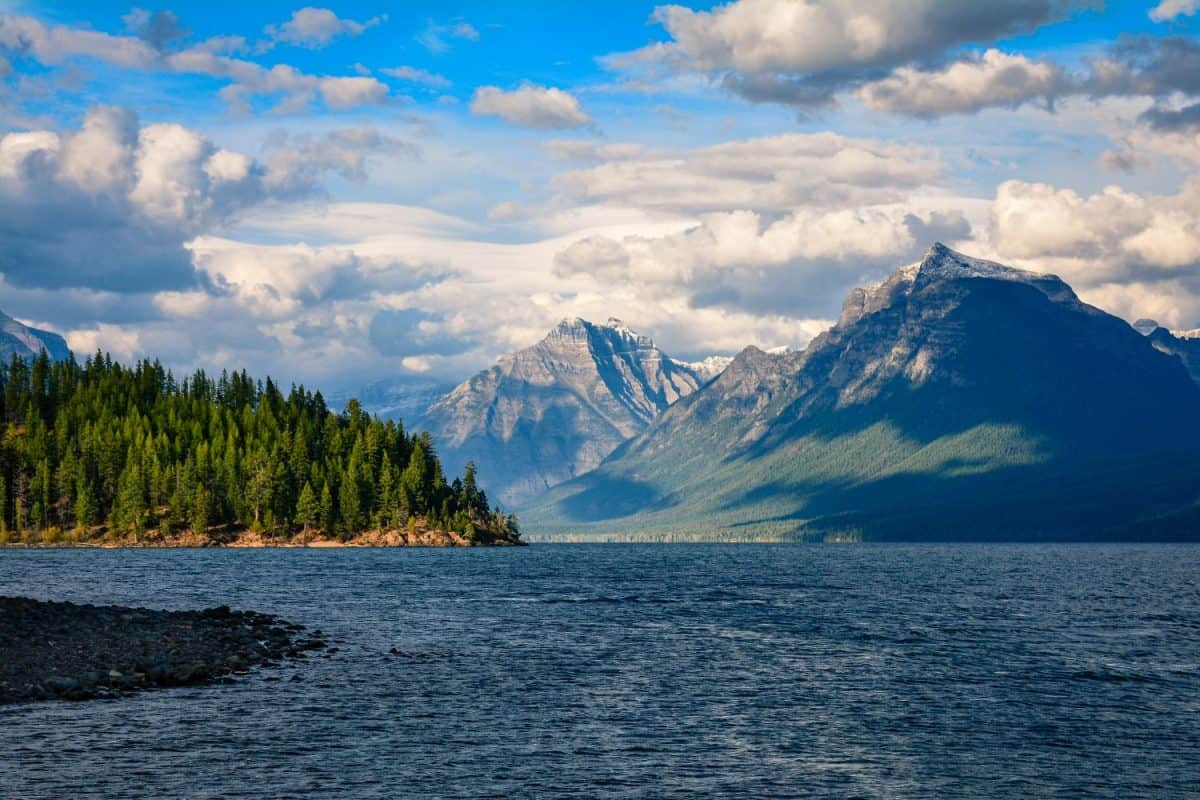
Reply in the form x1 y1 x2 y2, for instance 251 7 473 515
0 596 328 704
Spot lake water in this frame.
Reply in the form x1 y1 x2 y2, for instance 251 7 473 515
1 544 1198 799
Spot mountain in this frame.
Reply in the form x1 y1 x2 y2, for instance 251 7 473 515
1132 319 1200 385
327 378 454 422
523 244 1200 541
417 317 722 506
671 355 733 381
0 310 70 362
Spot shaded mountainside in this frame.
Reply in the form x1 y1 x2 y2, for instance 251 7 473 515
1134 321 1200 386
418 317 719 506
1 310 70 363
523 244 1200 541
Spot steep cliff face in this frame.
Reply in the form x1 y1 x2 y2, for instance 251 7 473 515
0 310 70 362
524 244 1200 541
418 318 715 506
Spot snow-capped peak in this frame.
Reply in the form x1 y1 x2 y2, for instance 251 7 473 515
672 355 734 381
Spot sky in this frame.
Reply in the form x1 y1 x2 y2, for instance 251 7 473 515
3 0 1200 393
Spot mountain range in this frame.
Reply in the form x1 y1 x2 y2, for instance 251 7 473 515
521 244 1200 541
0 310 70 363
416 317 722 506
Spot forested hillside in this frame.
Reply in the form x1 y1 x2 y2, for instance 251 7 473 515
0 352 520 546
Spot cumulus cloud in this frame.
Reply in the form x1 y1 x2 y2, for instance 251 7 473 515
606 0 1084 107
0 108 414 293
470 84 593 129
265 7 385 49
859 49 1065 117
0 13 391 113
984 178 1200 324
381 65 451 89
0 107 253 292
1150 0 1200 21
554 207 970 316
554 132 942 214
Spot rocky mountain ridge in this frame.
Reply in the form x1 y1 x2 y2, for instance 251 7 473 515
417 317 723 506
523 243 1200 541
0 310 70 362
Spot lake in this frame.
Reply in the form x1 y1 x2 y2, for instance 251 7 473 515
2 544 1198 798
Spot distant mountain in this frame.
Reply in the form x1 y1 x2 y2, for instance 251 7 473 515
327 378 454 423
671 355 733 381
0 310 70 362
1133 319 1200 385
417 318 723 506
524 244 1200 541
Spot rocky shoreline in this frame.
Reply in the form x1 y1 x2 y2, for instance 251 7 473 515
0 596 329 704
0 522 526 549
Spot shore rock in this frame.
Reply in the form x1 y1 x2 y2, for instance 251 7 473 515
0 596 325 704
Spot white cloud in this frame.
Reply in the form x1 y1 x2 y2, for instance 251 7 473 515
544 140 648 162
265 7 385 49
381 65 451 89
1150 0 1200 21
553 206 969 316
982 178 1200 324
0 13 391 113
470 85 593 129
859 49 1064 117
417 20 480 54
0 108 414 294
554 132 943 214
606 0 1083 106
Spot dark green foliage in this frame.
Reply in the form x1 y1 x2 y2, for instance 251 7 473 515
0 350 518 541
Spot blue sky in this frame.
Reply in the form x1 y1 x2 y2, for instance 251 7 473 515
3 1 1200 391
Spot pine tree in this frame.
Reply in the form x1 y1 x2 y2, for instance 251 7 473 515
319 481 335 533
74 477 98 532
114 460 146 535
0 353 509 543
338 474 362 536
190 484 211 535
295 481 318 533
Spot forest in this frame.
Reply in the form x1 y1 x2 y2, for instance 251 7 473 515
0 351 519 545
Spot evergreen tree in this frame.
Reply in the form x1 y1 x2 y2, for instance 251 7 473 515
319 481 335 533
74 477 98 532
0 353 517 542
295 481 318 532
190 484 212 534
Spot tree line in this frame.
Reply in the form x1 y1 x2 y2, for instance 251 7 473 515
0 351 518 543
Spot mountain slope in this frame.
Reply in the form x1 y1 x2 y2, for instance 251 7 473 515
523 244 1200 541
417 318 717 506
0 310 70 362
1133 321 1200 386
327 378 454 422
